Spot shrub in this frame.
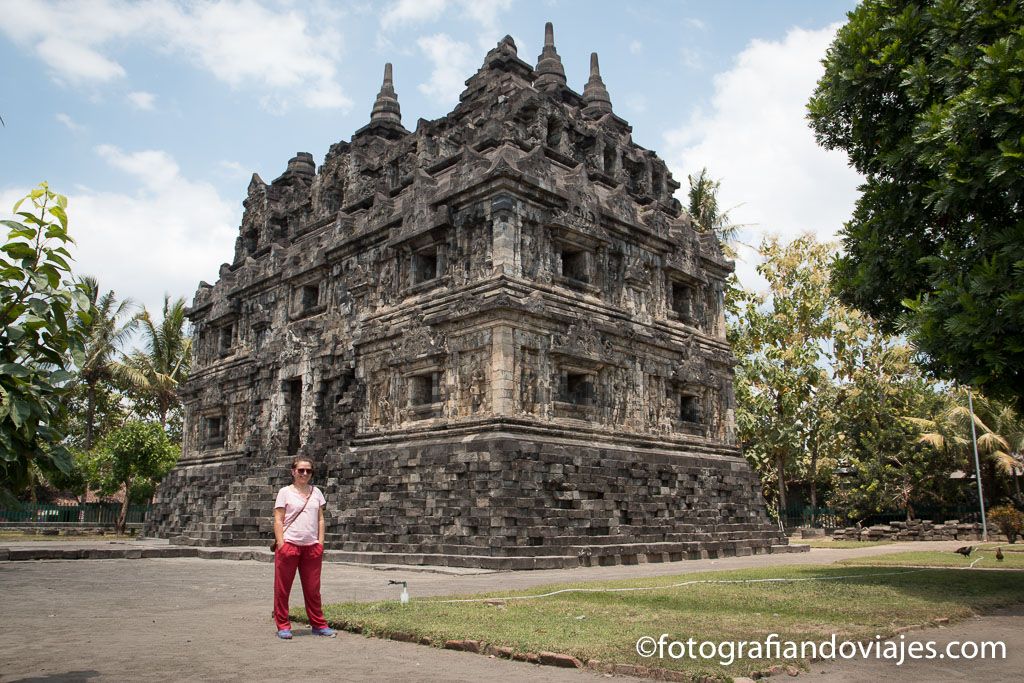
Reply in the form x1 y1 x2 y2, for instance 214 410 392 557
988 504 1024 544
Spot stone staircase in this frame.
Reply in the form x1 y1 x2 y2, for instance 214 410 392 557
147 457 288 546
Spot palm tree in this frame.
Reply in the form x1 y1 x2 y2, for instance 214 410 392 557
77 277 138 450
911 389 1024 501
116 296 192 430
967 393 1024 501
906 396 971 460
686 167 745 258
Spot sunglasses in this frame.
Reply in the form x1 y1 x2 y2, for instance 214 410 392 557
294 468 313 474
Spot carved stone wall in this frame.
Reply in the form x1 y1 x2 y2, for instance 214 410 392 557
146 27 797 566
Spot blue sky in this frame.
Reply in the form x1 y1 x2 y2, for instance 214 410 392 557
0 0 862 317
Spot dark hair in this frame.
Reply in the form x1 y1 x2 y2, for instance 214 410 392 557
291 457 314 470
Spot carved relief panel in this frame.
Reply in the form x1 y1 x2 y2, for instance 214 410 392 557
448 329 492 418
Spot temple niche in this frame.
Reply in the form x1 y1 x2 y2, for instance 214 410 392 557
147 24 800 568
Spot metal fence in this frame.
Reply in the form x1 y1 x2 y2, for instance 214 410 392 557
0 503 149 527
779 506 842 530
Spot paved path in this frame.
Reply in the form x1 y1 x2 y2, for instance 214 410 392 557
0 539 1019 681
799 605 1024 681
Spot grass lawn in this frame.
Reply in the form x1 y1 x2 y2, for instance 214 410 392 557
797 538 893 549
296 565 1024 679
840 549 1024 569
978 542 1024 552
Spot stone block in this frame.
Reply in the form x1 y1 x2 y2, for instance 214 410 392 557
538 652 582 668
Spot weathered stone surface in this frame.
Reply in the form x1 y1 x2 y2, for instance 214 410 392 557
538 651 582 668
487 645 514 658
830 522 990 542
512 651 541 664
444 639 482 653
146 25 788 566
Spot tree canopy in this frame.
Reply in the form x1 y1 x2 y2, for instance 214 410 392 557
729 233 978 524
1 186 190 507
116 295 191 435
86 420 178 532
731 235 836 514
808 0 1024 408
0 184 90 503
76 277 138 450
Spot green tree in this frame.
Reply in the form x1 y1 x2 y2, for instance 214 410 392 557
915 391 1024 503
731 235 836 515
731 234 948 524
53 380 130 505
116 296 191 432
0 184 90 503
829 308 953 522
804 380 843 522
687 167 743 256
967 393 1024 501
76 277 138 450
87 420 178 533
808 0 1024 408
687 168 751 326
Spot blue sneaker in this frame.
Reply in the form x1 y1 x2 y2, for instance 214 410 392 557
277 629 293 640
312 627 337 638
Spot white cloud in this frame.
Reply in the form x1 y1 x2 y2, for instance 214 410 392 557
380 0 448 29
684 17 708 32
0 145 239 319
378 0 511 52
457 0 512 34
35 36 126 83
218 160 248 177
55 112 84 132
126 91 156 111
156 0 350 111
680 46 703 70
95 145 180 189
628 40 643 55
380 0 511 32
664 23 862 291
0 0 350 112
417 33 473 107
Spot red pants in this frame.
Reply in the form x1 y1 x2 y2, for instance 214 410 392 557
273 542 328 630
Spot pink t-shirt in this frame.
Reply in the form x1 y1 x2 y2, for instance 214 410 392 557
274 485 326 546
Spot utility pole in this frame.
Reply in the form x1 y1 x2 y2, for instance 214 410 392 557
967 387 989 541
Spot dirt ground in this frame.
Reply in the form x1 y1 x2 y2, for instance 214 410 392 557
0 541 1020 682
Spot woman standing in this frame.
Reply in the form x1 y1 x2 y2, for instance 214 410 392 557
273 457 336 639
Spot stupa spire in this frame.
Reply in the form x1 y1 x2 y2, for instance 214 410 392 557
582 52 612 116
370 62 402 125
534 22 566 92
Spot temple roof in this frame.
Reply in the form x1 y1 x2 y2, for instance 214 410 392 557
582 52 613 117
354 62 409 140
534 22 567 92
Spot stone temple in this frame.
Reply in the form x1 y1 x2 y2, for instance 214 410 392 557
147 26 800 568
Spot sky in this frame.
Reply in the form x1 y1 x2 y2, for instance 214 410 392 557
0 0 864 319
